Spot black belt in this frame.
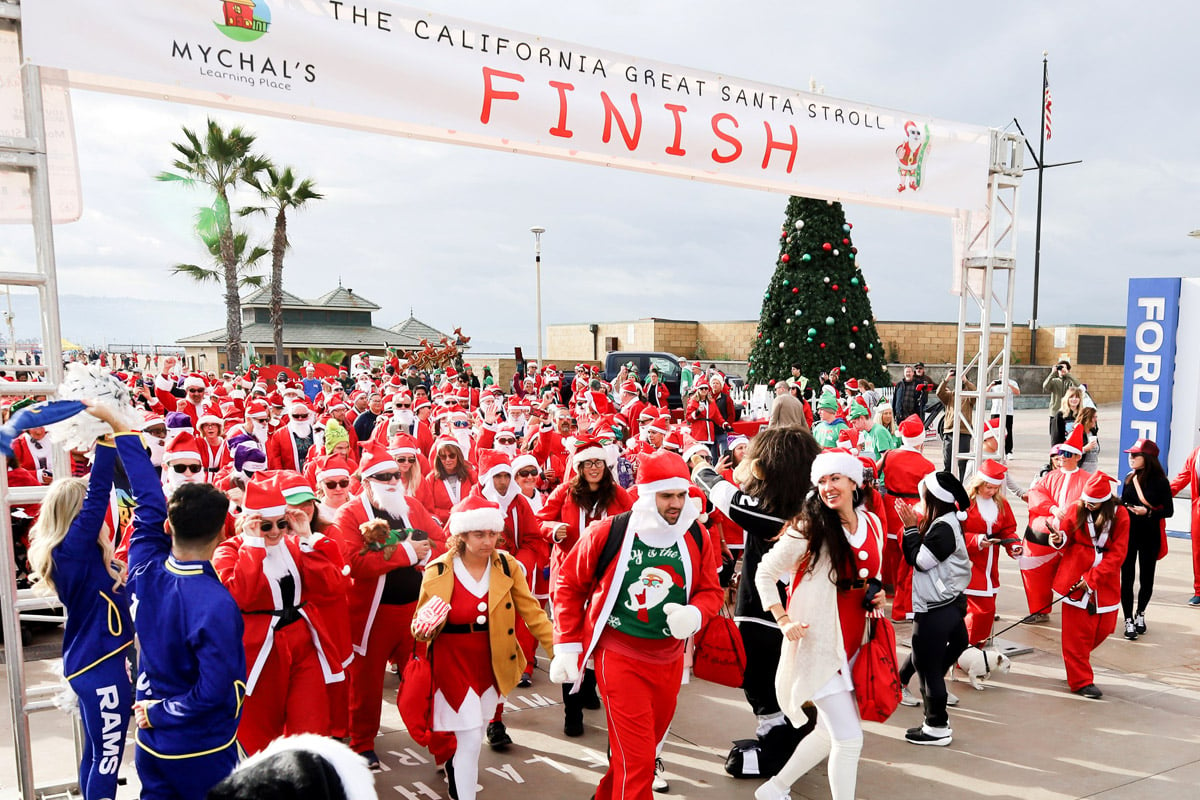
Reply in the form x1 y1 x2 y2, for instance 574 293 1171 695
442 621 489 634
246 602 307 630
836 579 866 591
1025 530 1051 547
888 491 920 500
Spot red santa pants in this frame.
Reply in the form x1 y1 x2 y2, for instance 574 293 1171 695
891 558 913 621
328 669 350 739
239 621 332 755
1020 541 1062 615
1061 604 1116 690
965 594 997 646
593 646 684 800
349 602 416 754
1190 501 1200 594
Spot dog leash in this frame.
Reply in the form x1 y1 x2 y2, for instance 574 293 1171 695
985 593 1069 645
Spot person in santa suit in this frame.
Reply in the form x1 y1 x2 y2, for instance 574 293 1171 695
12 423 55 483
1168 440 1200 606
512 454 546 515
526 407 568 491
537 435 633 736
1051 472 1129 699
196 405 230 480
414 493 556 800
162 431 208 497
324 397 361 454
549 450 723 800
420 438 476 525
961 460 1020 647
267 400 317 474
329 443 442 770
645 368 669 411
878 414 936 621
753 450 885 799
615 381 645 443
1023 426 1091 623
411 397 437 456
151 356 184 413
684 376 726 463
314 454 356 521
212 475 346 755
228 400 272 450
175 374 208 427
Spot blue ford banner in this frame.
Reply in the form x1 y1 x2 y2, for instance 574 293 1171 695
1118 277 1182 482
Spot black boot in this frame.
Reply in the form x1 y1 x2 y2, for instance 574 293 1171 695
563 683 585 736
580 668 601 710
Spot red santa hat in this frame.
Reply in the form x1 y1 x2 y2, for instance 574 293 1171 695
433 436 466 458
243 475 288 518
1058 425 1086 456
619 380 639 396
640 564 685 590
448 493 505 536
316 454 355 483
635 450 691 495
646 415 672 436
571 435 608 466
245 399 270 419
898 414 925 446
163 431 202 463
844 378 860 391
810 449 863 487
836 428 862 455
358 441 400 479
326 395 348 412
511 454 539 475
183 372 207 390
662 429 686 453
277 471 317 505
142 409 165 429
682 440 710 464
413 396 432 413
977 459 1008 485
198 403 224 428
286 399 313 417
388 432 420 457
267 392 285 409
692 375 710 391
1081 471 1117 504
477 449 513 487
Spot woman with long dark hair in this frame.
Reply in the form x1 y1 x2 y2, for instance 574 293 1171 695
752 451 885 800
537 436 633 736
895 471 972 747
1119 439 1173 640
419 438 475 524
691 425 821 772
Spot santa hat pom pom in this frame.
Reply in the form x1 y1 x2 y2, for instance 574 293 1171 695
956 510 969 521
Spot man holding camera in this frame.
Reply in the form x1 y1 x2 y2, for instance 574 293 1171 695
1043 361 1081 445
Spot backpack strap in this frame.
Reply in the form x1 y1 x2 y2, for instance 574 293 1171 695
594 511 632 581
497 552 512 578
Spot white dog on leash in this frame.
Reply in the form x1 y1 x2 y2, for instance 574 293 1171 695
955 647 1012 690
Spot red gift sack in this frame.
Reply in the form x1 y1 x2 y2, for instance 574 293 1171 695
851 615 902 722
397 645 456 763
692 607 747 689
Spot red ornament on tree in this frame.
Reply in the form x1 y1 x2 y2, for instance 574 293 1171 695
781 253 790 263
792 287 799 293
822 243 832 252
820 342 827 349
851 247 858 254
847 223 853 229
841 298 847 304
864 285 870 293
842 238 850 245
831 284 839 291
852 325 859 332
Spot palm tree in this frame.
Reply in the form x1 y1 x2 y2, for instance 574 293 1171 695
158 118 269 369
293 348 347 371
239 165 323 365
172 228 269 291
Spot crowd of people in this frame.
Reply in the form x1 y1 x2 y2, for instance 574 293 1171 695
4 350 1197 800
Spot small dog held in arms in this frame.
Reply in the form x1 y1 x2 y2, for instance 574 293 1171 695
955 646 1012 690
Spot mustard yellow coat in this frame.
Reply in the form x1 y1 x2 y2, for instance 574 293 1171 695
415 550 556 697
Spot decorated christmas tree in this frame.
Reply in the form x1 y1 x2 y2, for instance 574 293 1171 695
746 196 890 388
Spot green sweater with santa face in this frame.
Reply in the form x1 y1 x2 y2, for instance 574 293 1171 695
606 535 687 639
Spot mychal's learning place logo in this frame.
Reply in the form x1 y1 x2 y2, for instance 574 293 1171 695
217 0 271 42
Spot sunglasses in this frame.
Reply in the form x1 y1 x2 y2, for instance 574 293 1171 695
496 438 517 445
399 404 412 409
452 420 470 428
323 479 350 490
370 471 402 482
439 451 459 459
516 468 539 478
172 463 204 474
187 388 205 394
292 414 310 421
396 456 417 464
259 519 291 533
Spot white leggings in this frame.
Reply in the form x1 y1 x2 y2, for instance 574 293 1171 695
452 723 487 800
771 689 863 800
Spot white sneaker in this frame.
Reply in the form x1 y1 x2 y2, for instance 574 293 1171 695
900 686 920 706
653 757 669 793
754 776 791 800
946 691 959 707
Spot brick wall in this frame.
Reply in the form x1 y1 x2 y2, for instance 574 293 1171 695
697 321 759 360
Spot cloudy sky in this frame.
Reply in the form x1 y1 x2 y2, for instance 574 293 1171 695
2 1 1197 355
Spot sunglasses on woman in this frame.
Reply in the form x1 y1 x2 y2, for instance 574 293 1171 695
259 519 290 533
516 468 539 478
396 456 417 464
172 463 204 474
323 479 351 490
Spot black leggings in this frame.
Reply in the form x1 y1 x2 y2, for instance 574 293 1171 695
1121 531 1161 619
899 601 968 728
738 620 784 717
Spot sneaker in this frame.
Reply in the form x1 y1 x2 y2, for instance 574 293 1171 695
905 725 952 746
1134 612 1147 635
1124 618 1138 640
653 757 669 793
1074 684 1103 699
518 672 533 688
487 720 513 749
900 686 920 706
1189 595 1200 607
753 776 791 800
946 691 959 707
1022 612 1050 624
358 750 381 772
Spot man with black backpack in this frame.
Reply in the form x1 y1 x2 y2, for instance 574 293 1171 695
550 450 724 800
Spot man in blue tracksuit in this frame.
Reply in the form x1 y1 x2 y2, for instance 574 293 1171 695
127 479 246 800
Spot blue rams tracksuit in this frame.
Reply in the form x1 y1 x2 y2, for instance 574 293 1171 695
125 438 247 800
53 435 137 800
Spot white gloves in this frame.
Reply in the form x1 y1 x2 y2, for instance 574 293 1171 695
549 651 581 684
663 603 703 640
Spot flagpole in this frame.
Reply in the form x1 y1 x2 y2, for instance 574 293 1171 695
1029 51 1048 364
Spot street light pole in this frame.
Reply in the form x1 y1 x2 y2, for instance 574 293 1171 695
530 226 546 370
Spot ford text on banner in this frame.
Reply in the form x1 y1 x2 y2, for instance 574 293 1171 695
1118 277 1181 482
19 1 991 216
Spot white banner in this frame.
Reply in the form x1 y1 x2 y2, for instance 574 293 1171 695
21 1 992 215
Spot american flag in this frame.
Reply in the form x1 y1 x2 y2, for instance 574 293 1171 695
1043 78 1053 141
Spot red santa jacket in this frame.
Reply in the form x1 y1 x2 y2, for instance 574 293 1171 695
527 426 568 487
880 446 935 538
1052 506 1129 614
329 492 443 655
12 433 52 473
537 483 634 593
962 498 1019 597
212 531 348 694
152 373 180 413
685 397 725 444
266 427 308 473
466 487 551 598
197 436 231 478
646 382 669 410
552 510 724 673
419 469 478 525
175 398 202 428
1027 468 1092 536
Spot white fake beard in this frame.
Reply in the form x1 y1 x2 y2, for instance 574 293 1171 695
165 466 204 492
288 419 313 438
496 442 517 457
453 429 471 454
249 420 268 445
395 410 414 429
144 436 165 467
312 430 325 452
370 482 410 519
